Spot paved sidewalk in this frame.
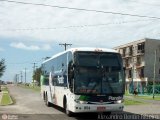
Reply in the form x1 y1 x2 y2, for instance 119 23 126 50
124 104 160 114
124 95 160 114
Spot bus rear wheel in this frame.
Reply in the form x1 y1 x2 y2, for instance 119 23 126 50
45 94 51 107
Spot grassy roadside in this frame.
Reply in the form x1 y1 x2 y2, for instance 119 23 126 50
124 98 145 105
133 95 160 101
17 84 40 92
0 86 14 106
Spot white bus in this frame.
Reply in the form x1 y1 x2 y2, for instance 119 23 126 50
40 47 125 116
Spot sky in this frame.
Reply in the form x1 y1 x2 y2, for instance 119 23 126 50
0 0 160 83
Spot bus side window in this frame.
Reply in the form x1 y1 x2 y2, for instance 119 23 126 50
68 61 74 78
43 74 49 85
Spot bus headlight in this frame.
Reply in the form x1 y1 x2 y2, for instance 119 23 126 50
75 99 88 104
114 99 124 104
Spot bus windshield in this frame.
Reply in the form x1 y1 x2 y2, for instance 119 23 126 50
74 52 125 95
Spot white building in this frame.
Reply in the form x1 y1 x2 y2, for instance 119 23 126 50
114 38 160 92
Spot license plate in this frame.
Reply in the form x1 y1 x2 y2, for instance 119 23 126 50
97 106 106 111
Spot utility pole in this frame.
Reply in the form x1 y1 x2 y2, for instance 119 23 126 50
131 58 135 94
59 43 72 51
17 74 19 83
153 49 157 99
32 63 37 78
24 68 27 85
15 74 18 84
20 71 23 83
32 63 36 72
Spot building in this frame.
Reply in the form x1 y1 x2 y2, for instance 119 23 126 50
114 38 160 92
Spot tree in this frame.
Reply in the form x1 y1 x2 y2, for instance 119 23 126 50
32 67 42 86
0 59 6 78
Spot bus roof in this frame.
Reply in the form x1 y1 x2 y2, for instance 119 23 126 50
42 47 118 64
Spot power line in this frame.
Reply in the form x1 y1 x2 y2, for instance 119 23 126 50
1 0 160 20
0 19 157 31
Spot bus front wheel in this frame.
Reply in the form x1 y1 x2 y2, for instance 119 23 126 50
64 99 72 116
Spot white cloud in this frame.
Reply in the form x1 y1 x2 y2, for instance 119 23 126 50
10 42 39 50
42 44 52 50
0 0 160 47
10 42 51 51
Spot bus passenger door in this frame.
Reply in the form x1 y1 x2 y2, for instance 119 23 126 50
49 72 56 104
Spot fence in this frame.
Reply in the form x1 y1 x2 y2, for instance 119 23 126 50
128 82 160 95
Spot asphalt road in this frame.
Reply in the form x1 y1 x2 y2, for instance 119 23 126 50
0 85 160 120
0 84 64 114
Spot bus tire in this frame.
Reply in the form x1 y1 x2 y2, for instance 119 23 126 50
45 93 51 107
64 98 72 117
43 92 45 101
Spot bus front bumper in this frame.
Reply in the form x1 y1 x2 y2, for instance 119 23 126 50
70 103 124 113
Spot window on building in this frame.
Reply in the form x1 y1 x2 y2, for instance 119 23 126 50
123 48 126 57
128 69 132 78
137 43 145 53
136 56 141 65
125 59 129 67
140 68 144 78
129 46 133 55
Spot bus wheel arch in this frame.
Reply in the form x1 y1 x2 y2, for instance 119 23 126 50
63 96 66 109
63 95 72 116
43 91 46 101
